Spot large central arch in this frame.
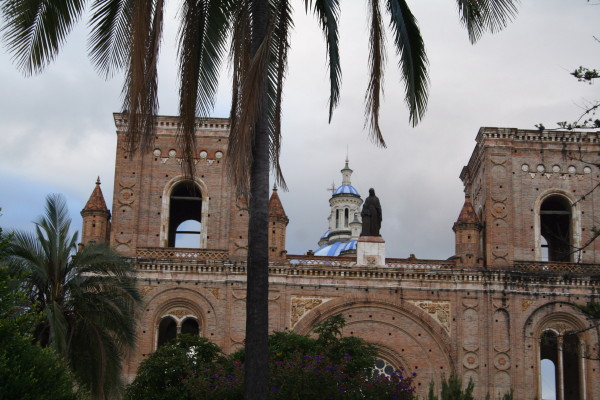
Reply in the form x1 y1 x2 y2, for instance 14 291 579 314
292 294 454 393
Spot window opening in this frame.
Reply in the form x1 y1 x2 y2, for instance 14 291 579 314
181 318 200 335
335 209 339 229
174 220 201 248
539 330 582 400
344 208 349 228
540 196 572 262
157 317 177 347
168 181 202 247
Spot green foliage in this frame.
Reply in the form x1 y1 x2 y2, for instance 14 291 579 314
426 374 474 400
125 335 225 400
577 299 600 320
127 316 415 400
0 266 85 400
4 194 141 399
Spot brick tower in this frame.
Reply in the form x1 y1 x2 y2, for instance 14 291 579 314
459 127 600 266
268 185 288 261
452 195 482 266
80 177 111 246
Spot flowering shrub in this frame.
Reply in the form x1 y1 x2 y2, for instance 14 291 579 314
127 316 416 400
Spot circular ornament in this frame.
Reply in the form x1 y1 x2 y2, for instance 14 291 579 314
199 150 208 159
536 164 545 173
153 149 161 157
552 165 560 173
583 166 592 174
215 151 223 159
568 165 576 174
521 164 529 172
168 149 177 157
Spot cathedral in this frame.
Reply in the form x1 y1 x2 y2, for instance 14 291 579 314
80 114 600 399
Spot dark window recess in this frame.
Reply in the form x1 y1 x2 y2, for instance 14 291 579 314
181 318 200 335
168 181 202 248
540 195 572 261
157 317 177 347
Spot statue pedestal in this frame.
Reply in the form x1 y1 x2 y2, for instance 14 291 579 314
357 236 386 266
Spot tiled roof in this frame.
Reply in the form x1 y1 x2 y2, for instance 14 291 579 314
83 177 109 212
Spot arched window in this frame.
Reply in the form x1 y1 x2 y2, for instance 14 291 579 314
168 181 202 247
539 330 582 400
157 316 177 347
181 318 200 335
540 195 572 262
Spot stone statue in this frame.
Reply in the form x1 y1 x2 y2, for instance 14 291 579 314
361 188 382 236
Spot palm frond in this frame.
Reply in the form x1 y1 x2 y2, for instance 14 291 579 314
121 0 163 154
386 0 429 126
228 0 276 195
365 0 387 147
88 0 133 78
456 0 519 44
177 0 231 177
267 0 292 190
304 0 340 122
0 0 87 75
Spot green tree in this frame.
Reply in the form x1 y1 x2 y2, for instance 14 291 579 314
3 194 141 399
0 2 520 398
127 316 414 400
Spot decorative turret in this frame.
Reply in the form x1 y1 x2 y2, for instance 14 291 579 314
315 158 363 256
452 195 482 266
268 185 289 261
80 177 111 246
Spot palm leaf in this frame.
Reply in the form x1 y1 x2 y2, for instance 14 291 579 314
304 0 340 122
88 0 133 78
386 0 429 126
121 0 163 154
267 0 292 190
177 0 231 177
0 0 87 75
365 0 387 147
456 0 518 44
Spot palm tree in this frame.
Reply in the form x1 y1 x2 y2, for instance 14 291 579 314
4 194 141 399
0 1 519 398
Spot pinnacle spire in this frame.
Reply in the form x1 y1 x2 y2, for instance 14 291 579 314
82 177 109 213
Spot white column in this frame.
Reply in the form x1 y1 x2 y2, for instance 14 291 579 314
557 335 564 400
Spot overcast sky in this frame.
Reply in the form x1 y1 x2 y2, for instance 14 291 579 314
1 1 599 261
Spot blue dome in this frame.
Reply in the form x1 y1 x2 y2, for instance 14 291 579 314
333 185 360 196
314 240 357 257
321 230 331 239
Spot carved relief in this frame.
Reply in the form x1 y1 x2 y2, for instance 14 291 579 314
521 299 534 312
493 309 510 353
209 288 220 299
409 300 450 333
463 352 479 369
462 308 479 352
138 285 154 297
118 188 135 205
290 296 332 328
494 353 510 371
167 307 194 319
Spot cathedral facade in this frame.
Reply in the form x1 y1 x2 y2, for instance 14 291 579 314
81 114 600 399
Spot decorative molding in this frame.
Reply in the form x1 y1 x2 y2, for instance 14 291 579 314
290 296 332 328
209 288 220 299
521 299 534 312
138 285 154 297
409 300 451 333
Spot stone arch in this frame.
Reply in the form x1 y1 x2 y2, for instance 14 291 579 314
533 189 581 262
292 294 454 392
523 301 596 400
142 287 220 352
160 176 210 248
